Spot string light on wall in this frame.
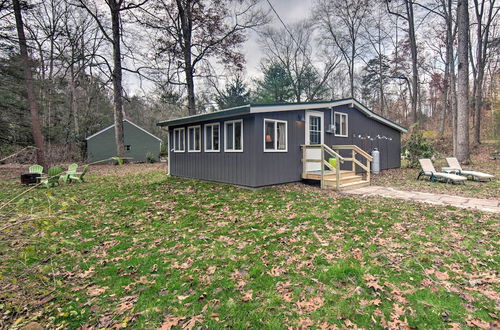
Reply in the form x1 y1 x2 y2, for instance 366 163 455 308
353 133 392 141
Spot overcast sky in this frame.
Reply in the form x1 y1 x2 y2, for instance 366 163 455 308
243 0 315 78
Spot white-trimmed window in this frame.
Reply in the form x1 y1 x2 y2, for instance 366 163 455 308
187 125 201 152
334 112 348 137
204 123 220 152
264 119 287 152
224 119 243 152
173 128 185 152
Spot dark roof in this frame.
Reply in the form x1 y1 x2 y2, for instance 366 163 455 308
157 98 407 133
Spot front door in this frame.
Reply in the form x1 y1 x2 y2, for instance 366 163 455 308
305 111 324 172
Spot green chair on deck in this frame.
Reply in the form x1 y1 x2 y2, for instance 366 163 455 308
40 166 63 188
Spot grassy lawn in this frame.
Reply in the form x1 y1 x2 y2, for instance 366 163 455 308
372 143 500 200
0 167 498 329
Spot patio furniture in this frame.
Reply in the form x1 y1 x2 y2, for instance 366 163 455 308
29 164 43 175
444 157 494 181
40 166 64 188
68 165 89 183
61 163 78 183
417 159 467 184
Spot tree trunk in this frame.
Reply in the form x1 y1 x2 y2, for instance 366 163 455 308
456 0 470 163
13 0 47 169
109 1 125 158
177 0 196 115
406 0 419 124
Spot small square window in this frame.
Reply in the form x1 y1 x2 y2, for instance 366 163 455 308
264 119 287 152
125 145 131 151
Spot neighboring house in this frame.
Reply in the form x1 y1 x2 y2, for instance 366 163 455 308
157 98 407 189
86 119 162 163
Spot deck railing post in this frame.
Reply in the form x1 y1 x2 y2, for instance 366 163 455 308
302 146 306 179
351 149 355 173
320 145 324 189
367 157 371 182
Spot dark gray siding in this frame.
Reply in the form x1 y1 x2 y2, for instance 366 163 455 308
168 105 402 187
321 105 401 170
169 114 258 186
87 121 161 163
253 111 305 186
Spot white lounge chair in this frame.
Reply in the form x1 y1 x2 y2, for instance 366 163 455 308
444 157 494 181
417 159 467 184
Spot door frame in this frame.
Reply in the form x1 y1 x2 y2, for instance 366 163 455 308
305 110 324 145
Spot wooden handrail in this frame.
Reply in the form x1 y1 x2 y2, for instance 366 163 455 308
332 145 373 161
301 144 345 161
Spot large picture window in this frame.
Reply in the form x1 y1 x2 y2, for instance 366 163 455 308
224 119 243 152
187 126 201 152
334 112 348 137
264 119 287 152
204 123 220 152
173 128 185 152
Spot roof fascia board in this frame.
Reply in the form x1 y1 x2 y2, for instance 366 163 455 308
124 119 162 141
85 120 162 141
157 105 250 127
250 99 407 133
85 123 115 140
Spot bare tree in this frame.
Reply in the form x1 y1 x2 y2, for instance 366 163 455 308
314 0 370 99
386 0 420 124
141 0 268 115
12 0 46 168
259 21 341 102
470 0 499 145
456 0 470 162
78 0 148 158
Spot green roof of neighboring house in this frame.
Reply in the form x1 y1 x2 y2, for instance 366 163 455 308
157 98 407 133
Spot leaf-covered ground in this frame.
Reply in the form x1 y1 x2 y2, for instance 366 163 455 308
0 167 499 329
372 143 499 200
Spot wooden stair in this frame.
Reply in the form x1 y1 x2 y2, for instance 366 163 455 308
303 170 370 190
301 144 372 191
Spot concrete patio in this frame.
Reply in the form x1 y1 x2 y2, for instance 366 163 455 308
345 185 500 213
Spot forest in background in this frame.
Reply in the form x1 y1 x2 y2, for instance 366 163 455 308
0 0 498 165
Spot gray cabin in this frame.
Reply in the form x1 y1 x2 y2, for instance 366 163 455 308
157 98 407 189
86 119 162 163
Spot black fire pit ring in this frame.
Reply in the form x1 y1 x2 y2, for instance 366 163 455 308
21 173 41 185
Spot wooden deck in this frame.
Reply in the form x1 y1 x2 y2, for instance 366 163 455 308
303 170 370 190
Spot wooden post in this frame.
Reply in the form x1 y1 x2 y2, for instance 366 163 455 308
336 157 340 190
351 149 355 172
302 146 306 179
320 145 324 189
366 158 371 183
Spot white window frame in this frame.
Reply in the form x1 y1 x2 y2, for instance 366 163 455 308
263 119 288 152
204 123 220 152
334 112 348 137
173 127 185 152
187 125 201 152
224 119 243 152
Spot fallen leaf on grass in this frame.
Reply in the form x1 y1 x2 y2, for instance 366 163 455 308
87 285 108 297
435 271 450 281
116 295 137 314
158 315 186 330
466 318 491 329
296 296 324 313
182 314 203 330
242 290 253 302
